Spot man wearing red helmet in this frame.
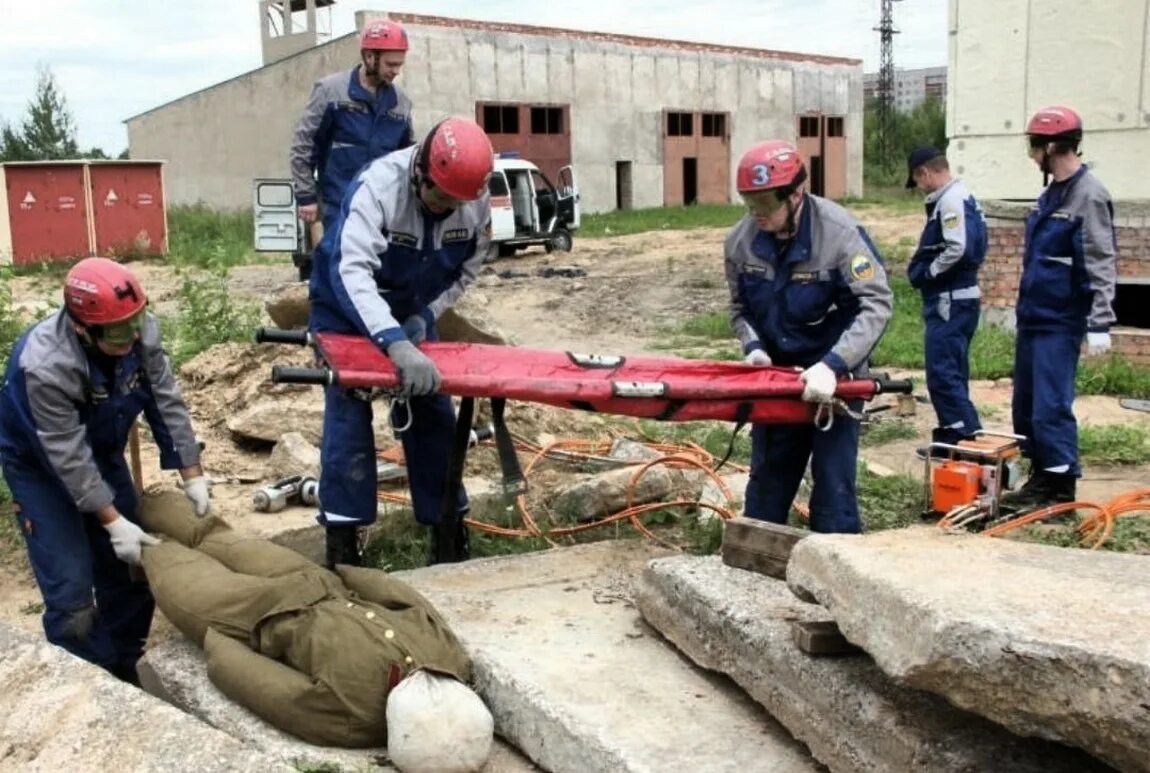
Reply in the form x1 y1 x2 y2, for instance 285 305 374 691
725 140 893 533
290 17 414 246
1002 106 1117 509
0 257 207 684
308 116 494 568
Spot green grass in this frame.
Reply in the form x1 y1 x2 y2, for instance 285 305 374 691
856 469 925 531
581 204 744 238
841 185 925 214
1012 517 1150 554
1078 424 1150 465
159 269 263 366
860 419 918 448
166 204 264 269
633 419 753 466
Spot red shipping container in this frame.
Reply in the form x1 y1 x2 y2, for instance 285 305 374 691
0 162 91 265
89 161 168 257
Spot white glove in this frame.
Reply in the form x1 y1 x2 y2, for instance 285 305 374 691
103 517 160 565
744 349 772 367
1086 332 1111 357
800 362 838 404
182 475 212 517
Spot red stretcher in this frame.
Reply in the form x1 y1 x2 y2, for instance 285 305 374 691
258 329 912 425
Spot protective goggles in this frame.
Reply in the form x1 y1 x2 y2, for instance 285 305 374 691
1027 135 1050 150
422 180 462 210
98 309 146 345
740 189 787 217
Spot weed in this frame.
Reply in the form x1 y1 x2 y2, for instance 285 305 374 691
161 269 262 366
166 204 265 269
0 267 26 374
860 419 918 448
581 204 744 238
19 600 43 615
1077 356 1150 399
856 469 924 531
675 311 731 340
681 513 725 555
634 420 752 466
1078 424 1150 465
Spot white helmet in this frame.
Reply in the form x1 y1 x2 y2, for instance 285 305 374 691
387 670 494 773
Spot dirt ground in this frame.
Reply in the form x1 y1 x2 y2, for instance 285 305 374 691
3 205 1149 633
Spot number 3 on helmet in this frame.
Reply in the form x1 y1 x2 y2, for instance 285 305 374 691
737 140 806 193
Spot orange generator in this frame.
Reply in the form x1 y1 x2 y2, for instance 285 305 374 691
923 431 1025 522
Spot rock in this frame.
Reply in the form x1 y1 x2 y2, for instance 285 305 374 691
263 282 309 330
0 621 284 771
698 472 748 521
227 402 325 445
551 465 675 522
266 431 321 479
787 527 1150 771
607 438 662 463
535 266 586 279
635 556 1108 773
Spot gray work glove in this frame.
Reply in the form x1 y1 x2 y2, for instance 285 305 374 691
103 517 160 566
401 314 428 345
386 340 442 397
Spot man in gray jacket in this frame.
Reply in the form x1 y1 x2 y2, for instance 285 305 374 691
0 258 208 683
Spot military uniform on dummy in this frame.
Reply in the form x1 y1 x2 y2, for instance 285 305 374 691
137 491 491 765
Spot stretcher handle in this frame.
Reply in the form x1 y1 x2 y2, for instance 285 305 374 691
872 377 913 395
271 365 333 386
255 327 311 346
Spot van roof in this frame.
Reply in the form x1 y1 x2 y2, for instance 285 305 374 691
494 158 538 172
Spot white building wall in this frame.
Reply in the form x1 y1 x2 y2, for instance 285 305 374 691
128 16 863 212
947 0 1150 201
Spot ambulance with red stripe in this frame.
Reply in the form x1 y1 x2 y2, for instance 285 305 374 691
488 152 580 257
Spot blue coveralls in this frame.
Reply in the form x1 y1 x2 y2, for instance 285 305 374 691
290 66 414 234
0 313 199 677
908 178 987 445
725 195 894 533
1013 166 1117 476
308 145 492 529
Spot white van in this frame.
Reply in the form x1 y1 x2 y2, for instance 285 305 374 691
252 153 580 278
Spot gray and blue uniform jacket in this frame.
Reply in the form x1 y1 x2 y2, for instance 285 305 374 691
908 178 987 298
290 66 414 212
0 311 201 512
308 145 493 348
1018 165 1117 335
725 194 893 375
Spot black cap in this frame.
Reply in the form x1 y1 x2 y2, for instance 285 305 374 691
905 146 945 189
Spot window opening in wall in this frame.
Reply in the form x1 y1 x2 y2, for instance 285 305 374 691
482 104 520 134
1114 281 1150 329
616 161 633 211
667 112 694 137
530 106 563 135
799 116 820 138
701 113 726 138
826 117 845 137
682 157 698 205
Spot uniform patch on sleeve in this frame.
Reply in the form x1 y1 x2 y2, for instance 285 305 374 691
849 253 875 281
942 211 961 230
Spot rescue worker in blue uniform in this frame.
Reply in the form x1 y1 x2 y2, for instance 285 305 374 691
725 140 893 533
0 258 209 684
905 146 988 456
291 18 414 239
309 116 494 568
1003 106 1117 508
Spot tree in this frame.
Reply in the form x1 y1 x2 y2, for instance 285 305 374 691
0 65 79 161
864 96 947 188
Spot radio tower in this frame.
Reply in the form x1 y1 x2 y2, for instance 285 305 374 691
874 0 902 168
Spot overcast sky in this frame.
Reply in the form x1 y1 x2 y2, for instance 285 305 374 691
0 0 948 155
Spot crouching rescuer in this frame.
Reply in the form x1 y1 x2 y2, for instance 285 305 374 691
0 258 209 683
725 140 893 534
307 116 495 567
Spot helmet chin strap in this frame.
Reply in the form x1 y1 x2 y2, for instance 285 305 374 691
781 194 801 239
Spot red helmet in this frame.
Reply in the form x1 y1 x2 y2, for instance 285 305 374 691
360 19 408 51
420 118 494 201
63 257 146 326
737 140 806 193
1026 105 1082 140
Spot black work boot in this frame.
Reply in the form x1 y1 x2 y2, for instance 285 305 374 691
1001 471 1077 510
428 516 471 566
325 526 362 569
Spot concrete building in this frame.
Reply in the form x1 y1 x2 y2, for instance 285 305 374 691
953 0 1150 361
125 7 864 213
863 66 947 112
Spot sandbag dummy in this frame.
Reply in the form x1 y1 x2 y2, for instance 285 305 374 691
136 492 493 770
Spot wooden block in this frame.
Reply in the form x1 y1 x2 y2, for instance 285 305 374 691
791 620 863 656
721 517 809 579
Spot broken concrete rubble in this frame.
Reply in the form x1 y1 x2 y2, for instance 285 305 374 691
0 621 284 771
635 555 1110 773
227 401 325 445
550 464 675 522
266 430 321 479
787 527 1149 772
397 542 819 773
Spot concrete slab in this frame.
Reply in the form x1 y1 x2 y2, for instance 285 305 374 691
0 622 284 772
395 542 819 773
139 637 535 773
635 555 1109 773
788 527 1149 772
